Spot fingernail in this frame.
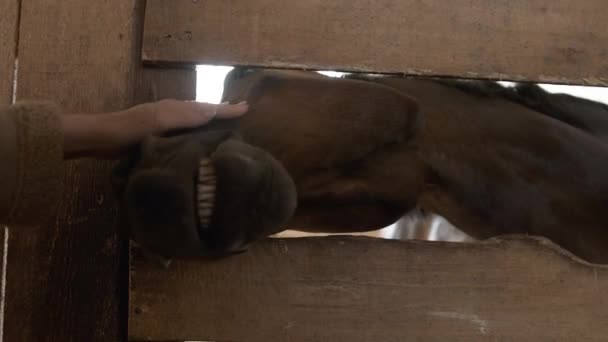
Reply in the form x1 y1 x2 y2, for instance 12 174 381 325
219 101 247 106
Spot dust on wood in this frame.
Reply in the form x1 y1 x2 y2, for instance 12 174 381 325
130 236 608 342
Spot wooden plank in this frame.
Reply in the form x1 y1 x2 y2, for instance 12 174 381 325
0 0 18 104
128 66 197 342
130 236 608 342
143 0 608 86
4 1 144 341
135 67 197 104
0 227 7 342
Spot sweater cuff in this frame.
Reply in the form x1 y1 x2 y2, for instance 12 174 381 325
7 101 64 226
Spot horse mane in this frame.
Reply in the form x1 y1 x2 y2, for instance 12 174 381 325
346 73 608 135
437 79 608 134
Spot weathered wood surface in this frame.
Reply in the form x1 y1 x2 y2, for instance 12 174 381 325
0 0 18 104
143 0 608 86
128 66 197 342
5 1 144 341
135 67 197 104
0 227 7 342
130 236 608 342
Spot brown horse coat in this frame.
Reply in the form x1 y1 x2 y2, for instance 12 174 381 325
214 69 608 263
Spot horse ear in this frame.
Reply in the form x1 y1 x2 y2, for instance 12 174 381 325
222 70 284 105
374 81 423 142
341 74 422 140
349 79 422 144
222 67 256 102
392 88 421 141
248 75 290 106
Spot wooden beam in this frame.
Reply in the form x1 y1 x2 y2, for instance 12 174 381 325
128 66 197 342
0 0 18 104
135 67 197 104
130 236 608 342
0 227 7 342
142 0 608 86
4 1 144 341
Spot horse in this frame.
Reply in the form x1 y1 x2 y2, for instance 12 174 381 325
349 77 608 244
211 68 608 263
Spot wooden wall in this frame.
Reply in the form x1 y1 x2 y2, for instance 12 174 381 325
130 237 608 341
0 12 17 331
135 67 196 104
4 1 144 341
0 0 18 104
1 2 196 340
143 0 608 86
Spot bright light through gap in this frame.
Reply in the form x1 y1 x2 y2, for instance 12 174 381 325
195 66 349 104
195 65 234 104
196 65 608 106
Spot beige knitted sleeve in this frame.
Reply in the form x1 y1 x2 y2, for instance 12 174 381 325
0 101 64 226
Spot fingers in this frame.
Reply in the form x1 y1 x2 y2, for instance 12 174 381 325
151 99 250 133
213 101 249 119
192 101 249 121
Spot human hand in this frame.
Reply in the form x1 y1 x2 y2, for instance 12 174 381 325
130 99 249 134
61 100 248 159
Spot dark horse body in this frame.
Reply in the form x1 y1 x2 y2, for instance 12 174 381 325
210 69 608 263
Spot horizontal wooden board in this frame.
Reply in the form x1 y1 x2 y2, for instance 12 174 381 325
0 0 18 104
143 0 608 86
135 67 196 104
130 236 608 342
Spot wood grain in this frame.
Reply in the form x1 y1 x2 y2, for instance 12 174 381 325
4 1 144 341
135 67 197 104
130 236 608 342
142 0 608 86
128 66 197 342
0 227 7 342
0 0 18 104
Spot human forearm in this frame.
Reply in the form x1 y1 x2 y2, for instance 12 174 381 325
60 108 151 158
61 100 248 159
